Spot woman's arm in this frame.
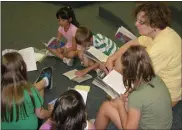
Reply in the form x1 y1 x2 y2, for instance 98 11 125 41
105 39 139 72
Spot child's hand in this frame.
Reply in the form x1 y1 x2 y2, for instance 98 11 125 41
48 104 54 111
99 62 109 74
75 70 87 77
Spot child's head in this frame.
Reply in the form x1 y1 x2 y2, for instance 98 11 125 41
56 6 79 27
2 52 28 86
120 45 155 92
1 52 30 122
75 26 93 49
51 89 87 130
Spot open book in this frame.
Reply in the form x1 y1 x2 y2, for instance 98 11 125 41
115 26 137 43
92 69 126 99
83 46 108 63
2 47 37 72
48 85 90 105
63 69 92 83
43 37 65 49
2 47 48 71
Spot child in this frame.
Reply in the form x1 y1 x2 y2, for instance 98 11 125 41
39 89 95 130
1 52 53 129
75 26 118 77
95 45 173 129
46 6 80 66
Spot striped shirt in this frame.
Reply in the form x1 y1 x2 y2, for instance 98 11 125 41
93 33 118 56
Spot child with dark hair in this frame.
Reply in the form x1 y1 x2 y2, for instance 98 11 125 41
46 6 80 66
95 45 172 129
40 89 95 130
75 26 118 77
1 52 54 129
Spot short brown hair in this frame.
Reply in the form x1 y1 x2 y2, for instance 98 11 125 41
134 2 171 29
75 26 93 45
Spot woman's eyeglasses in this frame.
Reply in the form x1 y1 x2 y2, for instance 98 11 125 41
136 19 147 25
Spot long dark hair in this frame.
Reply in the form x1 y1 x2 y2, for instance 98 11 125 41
1 52 40 122
56 6 79 27
121 45 155 93
51 89 87 130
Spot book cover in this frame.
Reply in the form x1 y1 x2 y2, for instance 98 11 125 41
43 37 65 49
115 26 137 43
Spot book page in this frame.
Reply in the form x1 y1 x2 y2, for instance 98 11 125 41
72 74 92 83
120 26 137 40
34 52 46 62
83 50 101 63
87 46 108 62
74 85 90 104
63 69 77 80
92 78 120 99
18 47 37 72
103 70 126 94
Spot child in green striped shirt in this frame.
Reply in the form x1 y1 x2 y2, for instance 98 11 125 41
75 26 118 77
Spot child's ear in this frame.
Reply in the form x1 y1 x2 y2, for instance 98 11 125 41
90 37 93 42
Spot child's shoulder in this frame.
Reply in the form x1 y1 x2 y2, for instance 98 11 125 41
70 23 78 32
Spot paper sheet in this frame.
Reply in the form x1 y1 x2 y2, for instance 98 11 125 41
74 85 90 104
48 98 58 104
18 47 37 71
63 69 77 80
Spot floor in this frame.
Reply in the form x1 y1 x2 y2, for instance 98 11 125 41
1 2 182 129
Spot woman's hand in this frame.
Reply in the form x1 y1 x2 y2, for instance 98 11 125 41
105 52 119 74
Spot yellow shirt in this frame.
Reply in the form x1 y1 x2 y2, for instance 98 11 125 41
138 27 181 102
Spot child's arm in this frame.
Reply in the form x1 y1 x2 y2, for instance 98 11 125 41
75 62 99 77
57 31 63 41
35 107 52 119
64 37 77 53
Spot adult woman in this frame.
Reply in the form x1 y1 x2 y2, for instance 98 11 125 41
105 2 181 107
